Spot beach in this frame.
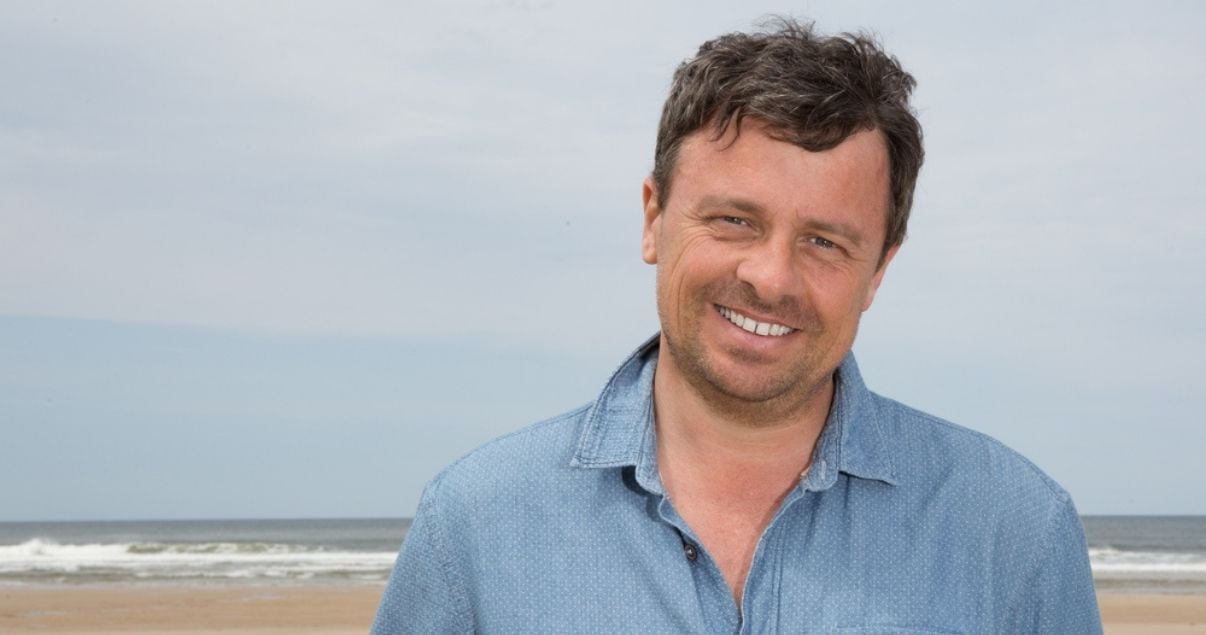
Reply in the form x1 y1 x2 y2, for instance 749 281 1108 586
1099 594 1206 634
0 585 1203 633
0 584 383 634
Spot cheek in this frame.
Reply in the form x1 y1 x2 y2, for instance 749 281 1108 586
662 233 718 283
808 272 870 318
657 235 725 313
657 263 695 318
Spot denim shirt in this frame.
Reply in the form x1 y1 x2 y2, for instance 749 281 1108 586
373 337 1101 634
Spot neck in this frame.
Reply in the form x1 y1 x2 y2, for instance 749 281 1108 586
651 345 835 604
651 349 834 481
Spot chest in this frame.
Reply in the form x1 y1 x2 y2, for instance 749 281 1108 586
669 489 785 598
469 479 998 634
659 459 807 596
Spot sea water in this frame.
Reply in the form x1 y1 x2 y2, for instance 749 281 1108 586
1084 516 1206 593
1 516 1203 591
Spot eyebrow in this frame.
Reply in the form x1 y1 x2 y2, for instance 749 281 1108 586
697 196 865 247
698 195 766 215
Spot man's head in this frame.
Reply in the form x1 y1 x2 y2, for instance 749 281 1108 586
652 18 923 262
641 19 924 423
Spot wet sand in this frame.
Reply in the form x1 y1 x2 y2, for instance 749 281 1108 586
0 585 1203 633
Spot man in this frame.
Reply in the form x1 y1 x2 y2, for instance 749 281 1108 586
373 20 1101 633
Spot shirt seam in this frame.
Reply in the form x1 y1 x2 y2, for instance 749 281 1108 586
1033 495 1075 633
423 473 477 632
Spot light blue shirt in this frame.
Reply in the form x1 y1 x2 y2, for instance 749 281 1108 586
373 336 1101 633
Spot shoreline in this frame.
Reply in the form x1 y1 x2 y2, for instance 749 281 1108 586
0 585 1203 633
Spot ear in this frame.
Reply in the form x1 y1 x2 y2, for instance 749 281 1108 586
861 243 900 311
641 176 662 265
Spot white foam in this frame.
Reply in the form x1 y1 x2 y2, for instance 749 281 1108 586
0 538 396 582
1090 546 1206 577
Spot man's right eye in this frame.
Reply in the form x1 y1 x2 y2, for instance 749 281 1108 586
721 216 746 225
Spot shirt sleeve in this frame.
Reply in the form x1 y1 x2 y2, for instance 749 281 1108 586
371 476 473 634
1029 496 1102 634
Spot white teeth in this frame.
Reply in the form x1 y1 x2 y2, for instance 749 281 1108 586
718 306 794 337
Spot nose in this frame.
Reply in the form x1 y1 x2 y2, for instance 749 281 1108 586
734 239 803 304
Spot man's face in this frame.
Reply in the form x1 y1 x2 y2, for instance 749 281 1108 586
642 122 898 418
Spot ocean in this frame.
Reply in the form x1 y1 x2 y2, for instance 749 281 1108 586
1084 516 1206 593
1 516 1203 592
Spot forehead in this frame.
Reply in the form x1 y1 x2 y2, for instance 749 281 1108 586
669 122 891 235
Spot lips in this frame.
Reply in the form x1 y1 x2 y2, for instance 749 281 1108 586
716 305 795 337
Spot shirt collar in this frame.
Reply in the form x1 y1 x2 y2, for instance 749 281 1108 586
569 335 896 489
802 351 898 489
570 334 660 471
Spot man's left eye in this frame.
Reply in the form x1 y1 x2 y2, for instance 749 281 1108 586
810 236 837 249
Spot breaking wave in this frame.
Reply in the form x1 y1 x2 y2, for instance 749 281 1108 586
0 538 396 585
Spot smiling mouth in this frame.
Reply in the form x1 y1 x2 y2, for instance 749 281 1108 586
717 305 796 337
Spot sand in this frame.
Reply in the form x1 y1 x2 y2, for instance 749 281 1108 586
0 585 384 634
1099 593 1206 634
0 585 1203 633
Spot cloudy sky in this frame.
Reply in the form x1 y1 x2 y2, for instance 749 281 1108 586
2 1 1203 521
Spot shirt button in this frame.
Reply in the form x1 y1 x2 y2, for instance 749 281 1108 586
682 542 698 562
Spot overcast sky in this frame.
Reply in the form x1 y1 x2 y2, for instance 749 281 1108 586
2 1 1203 521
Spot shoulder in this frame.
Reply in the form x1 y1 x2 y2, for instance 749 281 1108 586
867 392 1073 519
422 403 594 509
375 406 597 633
857 394 1099 629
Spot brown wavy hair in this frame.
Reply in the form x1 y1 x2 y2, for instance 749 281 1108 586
652 18 924 261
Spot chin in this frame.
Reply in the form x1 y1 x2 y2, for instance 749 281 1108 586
696 353 809 403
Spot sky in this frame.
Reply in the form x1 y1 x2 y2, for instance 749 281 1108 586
2 0 1203 521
